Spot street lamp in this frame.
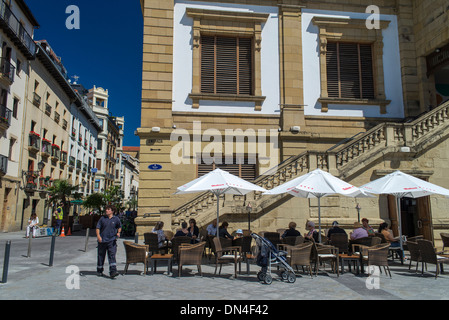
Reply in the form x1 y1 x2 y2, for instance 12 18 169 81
356 203 361 223
246 202 252 232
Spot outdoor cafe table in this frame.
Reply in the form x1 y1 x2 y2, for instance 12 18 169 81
339 253 362 275
149 253 173 276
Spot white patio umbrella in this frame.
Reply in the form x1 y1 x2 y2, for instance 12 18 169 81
263 168 370 243
360 170 449 252
175 168 266 236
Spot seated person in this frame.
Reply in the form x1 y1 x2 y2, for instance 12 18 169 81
174 222 192 238
218 221 235 240
378 222 404 259
281 222 302 239
327 221 347 241
235 229 244 238
152 221 167 248
362 218 375 236
304 221 319 243
350 222 368 241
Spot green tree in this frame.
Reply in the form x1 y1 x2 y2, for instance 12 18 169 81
83 193 105 215
47 179 79 208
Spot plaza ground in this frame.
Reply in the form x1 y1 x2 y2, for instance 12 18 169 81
0 230 448 301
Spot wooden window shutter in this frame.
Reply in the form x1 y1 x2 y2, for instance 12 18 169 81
201 36 253 95
201 36 215 94
326 42 374 100
198 156 256 181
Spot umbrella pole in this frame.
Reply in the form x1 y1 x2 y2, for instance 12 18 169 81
318 197 322 243
396 196 404 253
216 193 219 237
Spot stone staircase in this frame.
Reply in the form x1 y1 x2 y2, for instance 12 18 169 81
171 101 449 230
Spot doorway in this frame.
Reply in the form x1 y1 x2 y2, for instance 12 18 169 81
388 195 433 242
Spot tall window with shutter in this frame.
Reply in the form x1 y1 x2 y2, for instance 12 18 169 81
201 36 253 95
326 42 375 100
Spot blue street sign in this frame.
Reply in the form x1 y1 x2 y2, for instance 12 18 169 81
148 164 162 170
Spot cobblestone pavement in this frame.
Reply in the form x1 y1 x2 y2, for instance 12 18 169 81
0 230 448 301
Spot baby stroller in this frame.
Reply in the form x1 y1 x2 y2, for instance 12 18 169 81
251 233 296 284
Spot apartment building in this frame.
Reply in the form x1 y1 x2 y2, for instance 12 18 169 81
0 0 38 231
86 86 124 193
136 0 449 245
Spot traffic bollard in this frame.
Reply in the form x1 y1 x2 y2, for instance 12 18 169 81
84 228 90 252
135 232 139 244
2 241 11 283
49 235 56 267
27 235 32 258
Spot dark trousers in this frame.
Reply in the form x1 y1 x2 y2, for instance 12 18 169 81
97 240 117 275
55 220 62 235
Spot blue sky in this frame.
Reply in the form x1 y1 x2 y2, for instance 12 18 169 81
26 0 143 147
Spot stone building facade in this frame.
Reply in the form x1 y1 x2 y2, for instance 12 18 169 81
136 0 449 247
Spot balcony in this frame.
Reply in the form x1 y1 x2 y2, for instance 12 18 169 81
62 119 68 130
76 159 82 172
54 111 60 124
0 1 36 60
60 151 67 164
24 171 38 190
44 103 51 116
0 104 11 134
28 132 40 153
0 58 15 85
50 145 60 162
0 154 7 176
32 92 41 107
69 156 75 167
41 139 51 157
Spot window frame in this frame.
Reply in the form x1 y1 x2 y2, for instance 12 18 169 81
312 17 391 114
186 8 268 111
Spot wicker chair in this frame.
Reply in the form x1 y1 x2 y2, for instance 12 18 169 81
264 232 282 247
364 243 392 278
213 237 243 278
314 243 339 277
287 242 314 278
178 242 206 277
330 233 349 254
417 239 449 278
123 241 150 275
405 240 421 272
144 233 162 255
282 236 304 247
171 236 192 262
440 233 449 253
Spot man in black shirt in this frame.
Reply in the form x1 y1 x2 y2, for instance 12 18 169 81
96 205 121 278
327 221 347 241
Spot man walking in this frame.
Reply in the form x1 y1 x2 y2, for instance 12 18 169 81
96 205 121 279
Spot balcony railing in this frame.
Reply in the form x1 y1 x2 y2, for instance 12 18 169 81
51 146 60 160
25 171 38 190
28 133 40 152
0 58 15 83
60 151 67 164
45 103 51 116
54 111 60 124
0 104 12 128
0 154 7 175
33 92 41 107
69 156 75 167
76 160 82 171
0 0 36 59
41 140 51 156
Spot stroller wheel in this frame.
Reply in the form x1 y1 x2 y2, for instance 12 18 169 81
280 271 288 281
287 273 296 284
257 271 265 282
264 274 273 285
